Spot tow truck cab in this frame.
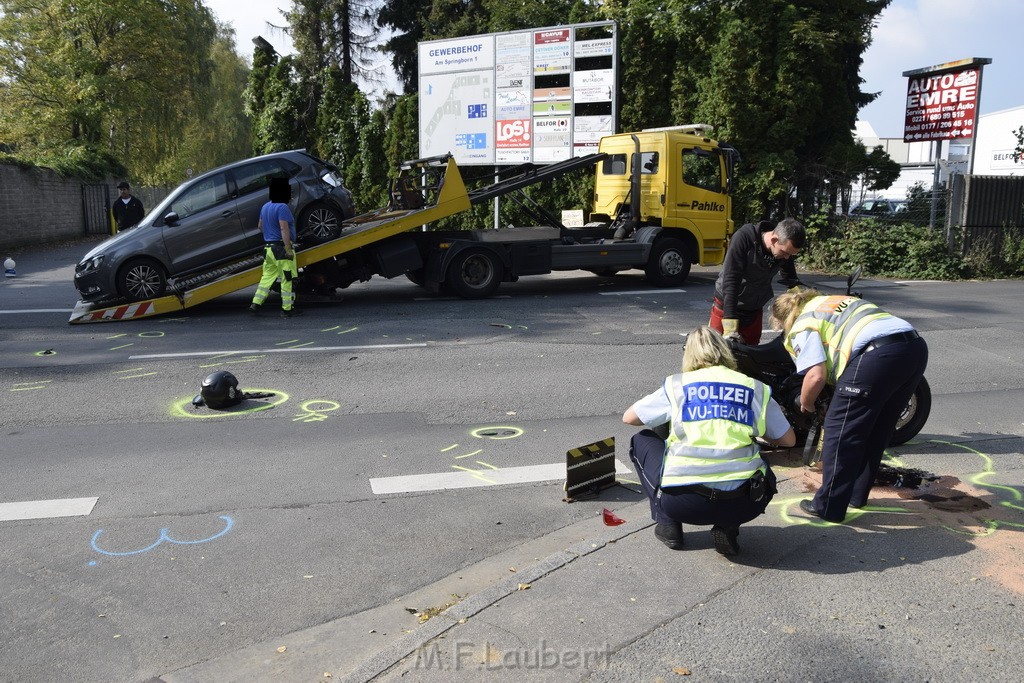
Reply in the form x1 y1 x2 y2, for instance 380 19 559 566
591 125 738 265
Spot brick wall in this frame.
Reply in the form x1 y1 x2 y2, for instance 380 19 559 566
0 162 112 250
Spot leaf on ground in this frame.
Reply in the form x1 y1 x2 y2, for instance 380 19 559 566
672 666 692 675
517 583 531 591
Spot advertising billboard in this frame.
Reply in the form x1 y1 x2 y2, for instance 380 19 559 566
418 22 618 165
902 58 991 143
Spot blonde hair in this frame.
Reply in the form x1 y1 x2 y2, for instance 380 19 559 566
770 286 822 334
682 326 737 372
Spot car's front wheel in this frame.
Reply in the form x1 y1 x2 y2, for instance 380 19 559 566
298 202 343 245
117 258 167 301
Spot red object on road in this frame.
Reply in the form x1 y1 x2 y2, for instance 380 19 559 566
602 508 626 526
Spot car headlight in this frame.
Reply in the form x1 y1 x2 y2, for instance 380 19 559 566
76 255 104 274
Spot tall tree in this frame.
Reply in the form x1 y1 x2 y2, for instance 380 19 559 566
0 0 249 183
662 0 890 220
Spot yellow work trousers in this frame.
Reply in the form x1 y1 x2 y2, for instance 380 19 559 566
252 246 298 311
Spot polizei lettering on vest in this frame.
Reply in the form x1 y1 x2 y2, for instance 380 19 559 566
682 381 755 426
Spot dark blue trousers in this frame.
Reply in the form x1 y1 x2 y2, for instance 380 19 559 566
811 336 929 521
629 430 775 528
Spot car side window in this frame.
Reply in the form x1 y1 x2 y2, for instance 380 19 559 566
232 159 302 197
170 173 230 219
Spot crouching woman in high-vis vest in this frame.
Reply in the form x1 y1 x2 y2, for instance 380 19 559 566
623 326 795 556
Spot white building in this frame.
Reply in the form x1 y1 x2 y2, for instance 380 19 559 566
853 105 1024 202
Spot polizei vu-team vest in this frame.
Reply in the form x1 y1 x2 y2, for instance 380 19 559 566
662 366 770 487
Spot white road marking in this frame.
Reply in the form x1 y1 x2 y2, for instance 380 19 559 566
599 289 687 296
0 497 98 522
130 343 428 360
370 459 633 495
0 309 73 314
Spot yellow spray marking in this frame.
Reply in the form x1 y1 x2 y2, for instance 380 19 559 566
453 449 483 460
137 331 165 338
336 327 358 335
322 325 341 332
440 444 459 453
474 461 498 470
170 389 289 419
451 465 497 484
11 379 52 391
109 343 134 350
119 372 158 379
284 341 315 349
276 339 300 346
292 400 340 423
106 333 128 339
33 350 57 357
114 368 145 374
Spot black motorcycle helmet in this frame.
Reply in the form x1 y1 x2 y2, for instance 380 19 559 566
198 371 241 409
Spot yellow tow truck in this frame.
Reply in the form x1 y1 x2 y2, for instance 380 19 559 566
70 124 738 323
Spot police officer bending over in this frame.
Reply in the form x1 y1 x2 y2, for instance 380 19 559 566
771 288 928 523
623 326 796 556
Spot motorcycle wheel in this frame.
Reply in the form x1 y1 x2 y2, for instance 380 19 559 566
891 376 932 445
802 423 823 466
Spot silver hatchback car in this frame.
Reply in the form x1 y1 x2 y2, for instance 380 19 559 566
74 150 355 302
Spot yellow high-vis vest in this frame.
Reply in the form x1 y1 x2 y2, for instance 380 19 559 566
662 366 770 487
783 296 892 384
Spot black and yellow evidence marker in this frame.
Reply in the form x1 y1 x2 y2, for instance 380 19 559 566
564 437 616 502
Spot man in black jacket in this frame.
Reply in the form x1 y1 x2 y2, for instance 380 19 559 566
112 181 145 232
710 218 805 344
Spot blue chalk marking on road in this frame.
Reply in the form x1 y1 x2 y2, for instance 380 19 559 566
91 515 234 557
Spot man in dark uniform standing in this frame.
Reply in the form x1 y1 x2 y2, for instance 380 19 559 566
710 218 806 344
112 181 145 232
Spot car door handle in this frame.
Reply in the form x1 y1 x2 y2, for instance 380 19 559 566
221 210 234 218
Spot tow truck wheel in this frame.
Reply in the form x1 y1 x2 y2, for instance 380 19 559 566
299 202 342 245
645 237 691 287
117 258 167 301
447 248 501 299
406 269 426 286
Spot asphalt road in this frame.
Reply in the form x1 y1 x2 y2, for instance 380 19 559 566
1 238 1022 682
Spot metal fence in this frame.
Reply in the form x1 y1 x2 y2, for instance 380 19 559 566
81 183 111 236
948 174 1024 252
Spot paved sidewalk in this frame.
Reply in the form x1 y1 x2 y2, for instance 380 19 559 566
162 438 1024 682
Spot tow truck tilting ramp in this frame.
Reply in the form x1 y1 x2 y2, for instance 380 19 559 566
68 156 472 324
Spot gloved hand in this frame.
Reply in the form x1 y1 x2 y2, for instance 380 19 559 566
721 318 743 343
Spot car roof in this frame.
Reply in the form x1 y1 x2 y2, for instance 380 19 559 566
189 149 315 183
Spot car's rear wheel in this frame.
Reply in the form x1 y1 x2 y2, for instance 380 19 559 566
298 202 343 245
117 258 167 301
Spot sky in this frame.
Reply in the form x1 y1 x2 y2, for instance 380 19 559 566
204 0 1022 138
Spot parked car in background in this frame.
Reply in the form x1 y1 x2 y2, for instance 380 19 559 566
849 198 907 218
74 150 355 302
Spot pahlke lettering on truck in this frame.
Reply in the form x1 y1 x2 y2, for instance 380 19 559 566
690 200 726 212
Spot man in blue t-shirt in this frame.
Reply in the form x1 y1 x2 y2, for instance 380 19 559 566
250 177 302 317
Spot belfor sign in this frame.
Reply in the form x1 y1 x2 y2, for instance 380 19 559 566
902 58 991 142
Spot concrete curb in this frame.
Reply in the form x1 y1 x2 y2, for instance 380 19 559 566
341 510 654 682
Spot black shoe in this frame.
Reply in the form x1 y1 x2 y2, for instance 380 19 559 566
711 525 740 556
799 499 822 518
248 303 261 316
654 523 685 550
281 307 303 317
